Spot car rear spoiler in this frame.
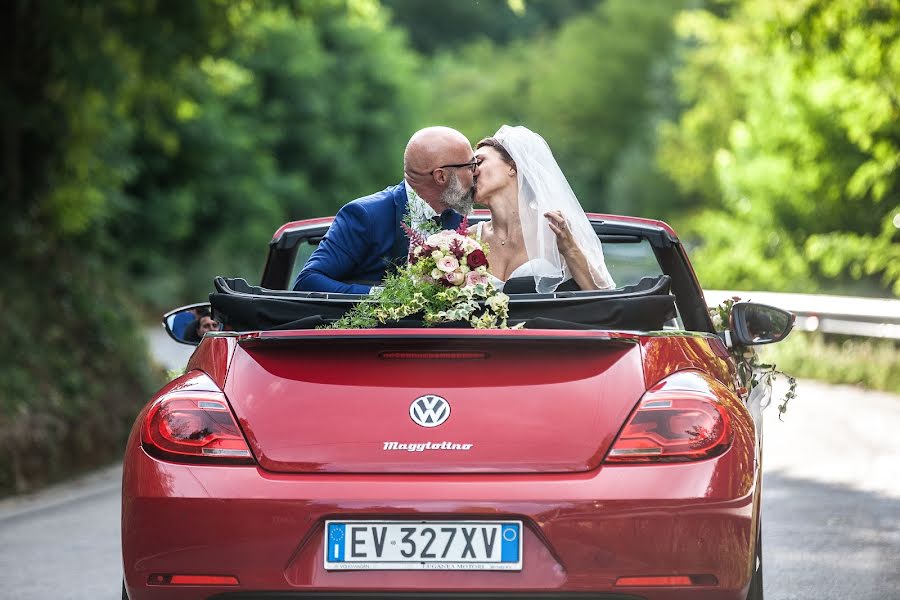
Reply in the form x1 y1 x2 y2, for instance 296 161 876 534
235 328 641 349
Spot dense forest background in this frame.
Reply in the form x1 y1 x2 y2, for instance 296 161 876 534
1 0 897 493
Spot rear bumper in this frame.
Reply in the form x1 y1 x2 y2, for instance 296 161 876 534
122 444 758 600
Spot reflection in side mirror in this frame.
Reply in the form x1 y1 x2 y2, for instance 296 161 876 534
163 303 221 346
730 302 795 346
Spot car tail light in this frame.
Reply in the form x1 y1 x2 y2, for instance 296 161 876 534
605 380 732 463
615 574 718 586
616 575 692 586
141 391 254 465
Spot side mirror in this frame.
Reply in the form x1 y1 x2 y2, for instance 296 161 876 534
730 302 795 346
163 303 221 346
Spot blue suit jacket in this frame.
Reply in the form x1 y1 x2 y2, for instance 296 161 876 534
293 181 463 294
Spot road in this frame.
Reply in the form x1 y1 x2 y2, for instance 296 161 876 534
0 333 898 599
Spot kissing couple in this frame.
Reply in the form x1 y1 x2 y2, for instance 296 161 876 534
294 125 615 295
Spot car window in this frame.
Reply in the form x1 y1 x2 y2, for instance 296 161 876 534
602 238 681 329
601 239 663 288
289 239 318 289
289 238 663 291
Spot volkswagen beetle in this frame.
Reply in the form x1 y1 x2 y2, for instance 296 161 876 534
122 212 792 600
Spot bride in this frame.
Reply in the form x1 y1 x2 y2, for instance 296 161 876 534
471 125 615 293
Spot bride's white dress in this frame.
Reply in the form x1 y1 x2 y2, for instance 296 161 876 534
472 221 556 291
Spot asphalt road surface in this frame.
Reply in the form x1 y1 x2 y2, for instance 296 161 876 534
0 332 897 599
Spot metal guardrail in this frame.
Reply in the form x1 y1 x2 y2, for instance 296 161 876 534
704 290 900 340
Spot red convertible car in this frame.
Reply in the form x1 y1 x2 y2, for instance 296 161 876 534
122 212 793 600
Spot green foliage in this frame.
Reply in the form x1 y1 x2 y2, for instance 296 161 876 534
330 272 514 330
0 257 164 495
1 1 235 252
0 0 234 496
381 0 597 53
675 211 816 291
421 0 689 215
117 3 423 305
0 0 424 495
804 210 900 295
417 38 540 143
329 271 437 328
4 0 899 494
660 0 900 295
758 332 900 394
527 0 690 209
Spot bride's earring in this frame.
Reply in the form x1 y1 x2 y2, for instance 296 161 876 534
508 169 516 177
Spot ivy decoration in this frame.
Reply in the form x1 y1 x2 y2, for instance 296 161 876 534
711 297 797 419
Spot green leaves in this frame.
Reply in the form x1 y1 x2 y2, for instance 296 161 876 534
111 2 422 303
660 0 900 295
421 0 689 215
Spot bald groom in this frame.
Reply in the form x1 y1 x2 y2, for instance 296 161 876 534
293 127 476 294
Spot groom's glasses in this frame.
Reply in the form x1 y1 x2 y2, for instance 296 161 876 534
431 158 480 175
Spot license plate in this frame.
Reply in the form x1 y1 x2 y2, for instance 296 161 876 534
324 520 522 570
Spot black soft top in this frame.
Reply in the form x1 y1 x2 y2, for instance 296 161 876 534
210 275 677 332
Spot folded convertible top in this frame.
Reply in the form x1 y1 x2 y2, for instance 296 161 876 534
210 275 676 332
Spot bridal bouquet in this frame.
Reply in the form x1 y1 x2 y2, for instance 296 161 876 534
330 218 517 329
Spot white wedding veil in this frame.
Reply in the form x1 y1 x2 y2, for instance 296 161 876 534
493 125 615 293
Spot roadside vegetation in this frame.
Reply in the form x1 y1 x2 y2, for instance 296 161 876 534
759 333 900 395
1 0 896 495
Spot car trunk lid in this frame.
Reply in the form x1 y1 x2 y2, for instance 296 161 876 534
225 330 647 474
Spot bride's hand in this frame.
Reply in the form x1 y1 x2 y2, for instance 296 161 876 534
545 211 581 257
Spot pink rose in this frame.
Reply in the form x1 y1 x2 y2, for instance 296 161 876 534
445 271 465 286
437 256 460 273
465 271 488 287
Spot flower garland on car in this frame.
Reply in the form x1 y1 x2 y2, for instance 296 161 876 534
330 218 519 329
710 297 797 419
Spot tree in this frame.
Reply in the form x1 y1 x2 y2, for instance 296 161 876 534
117 2 423 302
420 0 691 215
0 0 235 494
660 0 900 294
0 0 424 494
381 0 597 54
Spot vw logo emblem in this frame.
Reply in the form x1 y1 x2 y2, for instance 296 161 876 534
409 395 451 428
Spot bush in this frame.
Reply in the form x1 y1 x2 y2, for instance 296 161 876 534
0 256 164 495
